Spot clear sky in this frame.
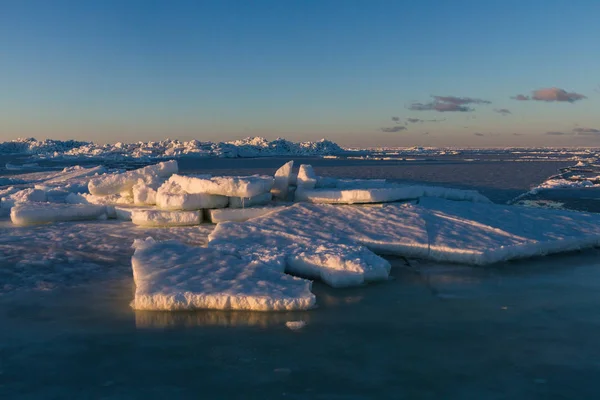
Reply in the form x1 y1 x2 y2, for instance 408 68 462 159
1 0 599 147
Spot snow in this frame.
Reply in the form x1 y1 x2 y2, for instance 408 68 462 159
209 206 287 223
297 164 317 190
271 161 294 200
130 210 202 227
169 174 274 198
130 237 316 311
88 160 177 196
156 180 228 210
228 192 273 208
10 203 108 226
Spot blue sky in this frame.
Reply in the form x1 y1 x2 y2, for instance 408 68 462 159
1 0 599 147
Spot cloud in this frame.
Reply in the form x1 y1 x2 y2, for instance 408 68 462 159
473 132 484 136
513 133 525 136
408 95 491 112
433 96 491 105
380 126 407 133
545 131 568 135
512 88 587 103
493 108 511 115
391 116 401 122
405 117 445 123
573 127 600 135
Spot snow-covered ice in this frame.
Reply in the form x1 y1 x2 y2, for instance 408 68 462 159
169 174 274 198
228 192 273 208
156 180 228 210
297 164 317 190
130 210 202 227
295 185 491 204
271 161 294 200
209 206 287 223
88 160 177 196
131 237 316 311
10 203 108 225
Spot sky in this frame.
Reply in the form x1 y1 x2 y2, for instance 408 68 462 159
1 0 599 147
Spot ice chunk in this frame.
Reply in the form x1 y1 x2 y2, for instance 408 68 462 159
10 203 107 226
130 238 316 311
228 192 272 208
132 182 157 205
169 174 274 198
295 185 491 204
297 164 317 189
130 210 202 227
88 160 177 196
271 161 294 200
156 180 228 210
209 206 287 223
1 188 48 209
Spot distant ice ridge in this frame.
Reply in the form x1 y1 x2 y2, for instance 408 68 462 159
0 137 345 159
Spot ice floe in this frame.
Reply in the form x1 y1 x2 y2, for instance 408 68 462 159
10 203 108 225
169 174 274 198
131 237 316 311
131 210 202 227
88 160 177 196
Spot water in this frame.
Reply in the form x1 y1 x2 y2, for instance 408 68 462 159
2 154 600 399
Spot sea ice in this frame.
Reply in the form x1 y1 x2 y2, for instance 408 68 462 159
170 174 274 198
295 185 491 204
130 210 202 227
132 181 158 205
88 160 177 196
209 212 392 287
228 192 273 208
10 203 108 225
209 206 286 223
419 197 600 264
156 180 228 210
271 161 294 200
297 164 317 190
130 238 316 311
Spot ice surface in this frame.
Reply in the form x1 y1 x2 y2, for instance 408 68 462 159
209 206 287 223
130 237 316 311
169 174 274 198
297 164 317 190
419 197 600 264
130 210 202 227
210 199 600 268
156 180 228 210
10 203 108 225
209 208 392 287
88 160 177 196
228 192 273 208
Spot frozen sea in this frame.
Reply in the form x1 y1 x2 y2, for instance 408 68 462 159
2 153 600 399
